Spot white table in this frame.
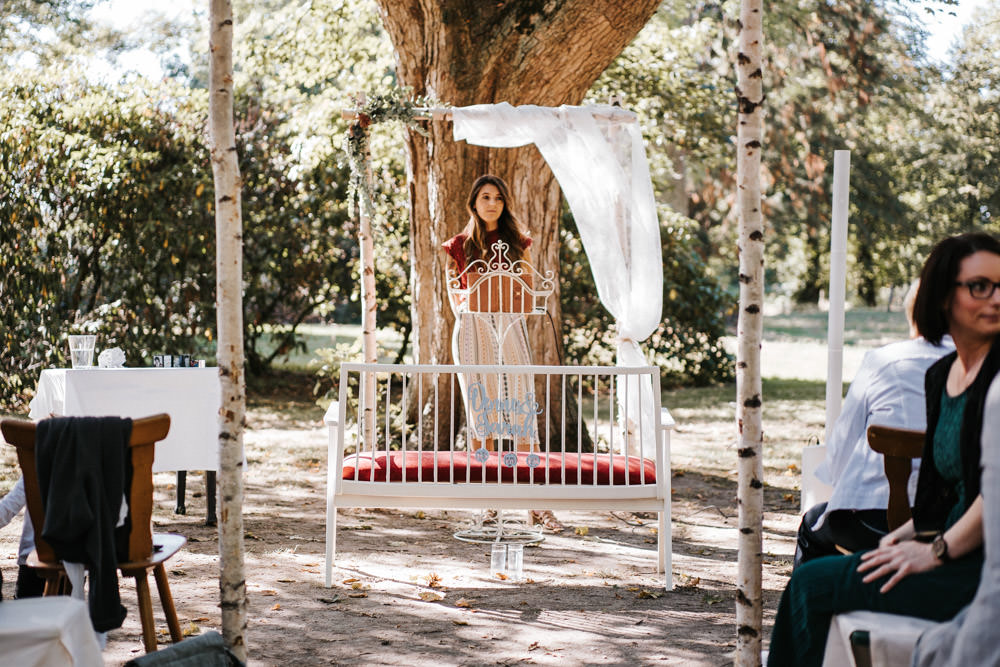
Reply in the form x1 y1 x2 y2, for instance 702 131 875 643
30 368 221 472
29 367 222 521
0 596 103 666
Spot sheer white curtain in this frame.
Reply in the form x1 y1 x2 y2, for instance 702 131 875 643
452 103 663 457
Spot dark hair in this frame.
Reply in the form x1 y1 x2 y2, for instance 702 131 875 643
462 174 529 263
913 232 1000 344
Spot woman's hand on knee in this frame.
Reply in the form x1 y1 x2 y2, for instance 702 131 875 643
857 541 938 593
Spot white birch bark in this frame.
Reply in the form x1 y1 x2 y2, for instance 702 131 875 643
208 0 247 660
358 140 378 449
735 0 765 664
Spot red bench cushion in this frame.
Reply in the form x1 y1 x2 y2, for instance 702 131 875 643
341 451 656 485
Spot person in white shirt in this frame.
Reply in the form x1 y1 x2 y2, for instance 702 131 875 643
0 476 44 599
795 286 954 569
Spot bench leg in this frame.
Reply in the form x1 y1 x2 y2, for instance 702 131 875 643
325 503 337 588
660 498 672 590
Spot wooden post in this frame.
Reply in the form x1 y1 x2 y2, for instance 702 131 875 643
735 0 765 663
208 0 247 660
350 100 378 450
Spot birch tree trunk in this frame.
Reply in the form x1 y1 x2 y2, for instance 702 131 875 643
357 129 378 449
208 0 247 660
735 0 765 664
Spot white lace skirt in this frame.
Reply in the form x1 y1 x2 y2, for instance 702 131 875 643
452 312 540 445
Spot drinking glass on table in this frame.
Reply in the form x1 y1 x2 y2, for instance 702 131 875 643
67 335 97 368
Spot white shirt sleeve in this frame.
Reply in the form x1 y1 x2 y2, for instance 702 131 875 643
0 477 26 528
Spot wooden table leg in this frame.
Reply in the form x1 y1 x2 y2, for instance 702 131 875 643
175 471 187 514
205 470 217 526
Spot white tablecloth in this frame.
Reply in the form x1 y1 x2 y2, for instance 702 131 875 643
29 368 222 472
0 596 103 666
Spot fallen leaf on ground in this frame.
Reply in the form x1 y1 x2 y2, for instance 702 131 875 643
259 589 278 596
348 592 368 598
192 617 210 622
574 526 589 536
528 641 540 651
342 577 360 584
452 620 469 626
277 578 295 583
783 493 795 502
317 597 343 604
418 591 443 602
637 589 663 599
270 604 281 611
703 594 724 605
422 572 443 588
494 572 508 580
414 511 426 519
182 622 200 637
455 598 475 608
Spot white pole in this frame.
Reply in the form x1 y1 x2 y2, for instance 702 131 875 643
825 150 851 443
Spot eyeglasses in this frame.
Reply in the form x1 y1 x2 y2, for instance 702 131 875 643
955 280 1000 300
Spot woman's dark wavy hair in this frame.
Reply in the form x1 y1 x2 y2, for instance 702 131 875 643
462 174 529 263
913 232 1000 345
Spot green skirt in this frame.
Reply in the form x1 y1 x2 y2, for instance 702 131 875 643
767 549 982 667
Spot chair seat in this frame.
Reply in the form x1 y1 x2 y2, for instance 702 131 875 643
120 533 187 573
342 451 657 485
26 533 187 573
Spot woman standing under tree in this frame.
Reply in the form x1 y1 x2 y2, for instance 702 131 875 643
767 232 1000 666
442 174 561 531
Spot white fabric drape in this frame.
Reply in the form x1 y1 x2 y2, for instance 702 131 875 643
452 103 663 457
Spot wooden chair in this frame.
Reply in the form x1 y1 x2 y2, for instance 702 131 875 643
847 424 926 667
1 413 187 652
866 424 926 531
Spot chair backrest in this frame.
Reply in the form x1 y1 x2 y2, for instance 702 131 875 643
446 239 554 317
1 414 170 563
867 424 925 531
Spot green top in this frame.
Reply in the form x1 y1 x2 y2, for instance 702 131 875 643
933 389 968 528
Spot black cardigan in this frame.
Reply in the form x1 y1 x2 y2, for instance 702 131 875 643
36 416 132 632
912 337 1000 533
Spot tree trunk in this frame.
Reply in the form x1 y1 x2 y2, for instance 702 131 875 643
208 0 247 660
735 0 765 664
375 0 658 447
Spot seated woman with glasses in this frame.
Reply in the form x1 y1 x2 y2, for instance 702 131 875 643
767 232 1000 667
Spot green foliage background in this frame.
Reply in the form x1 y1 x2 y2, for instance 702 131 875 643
2 0 999 408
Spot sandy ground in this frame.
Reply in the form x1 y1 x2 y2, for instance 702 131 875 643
0 374 820 666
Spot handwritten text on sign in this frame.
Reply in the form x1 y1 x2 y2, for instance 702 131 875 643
468 381 541 441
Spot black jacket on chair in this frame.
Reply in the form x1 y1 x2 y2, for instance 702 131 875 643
36 416 133 632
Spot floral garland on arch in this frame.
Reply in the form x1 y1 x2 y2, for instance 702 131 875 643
341 88 440 415
343 88 436 226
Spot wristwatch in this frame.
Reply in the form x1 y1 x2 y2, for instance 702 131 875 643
932 532 951 562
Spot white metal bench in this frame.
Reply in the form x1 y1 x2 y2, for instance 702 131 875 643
323 362 674 588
